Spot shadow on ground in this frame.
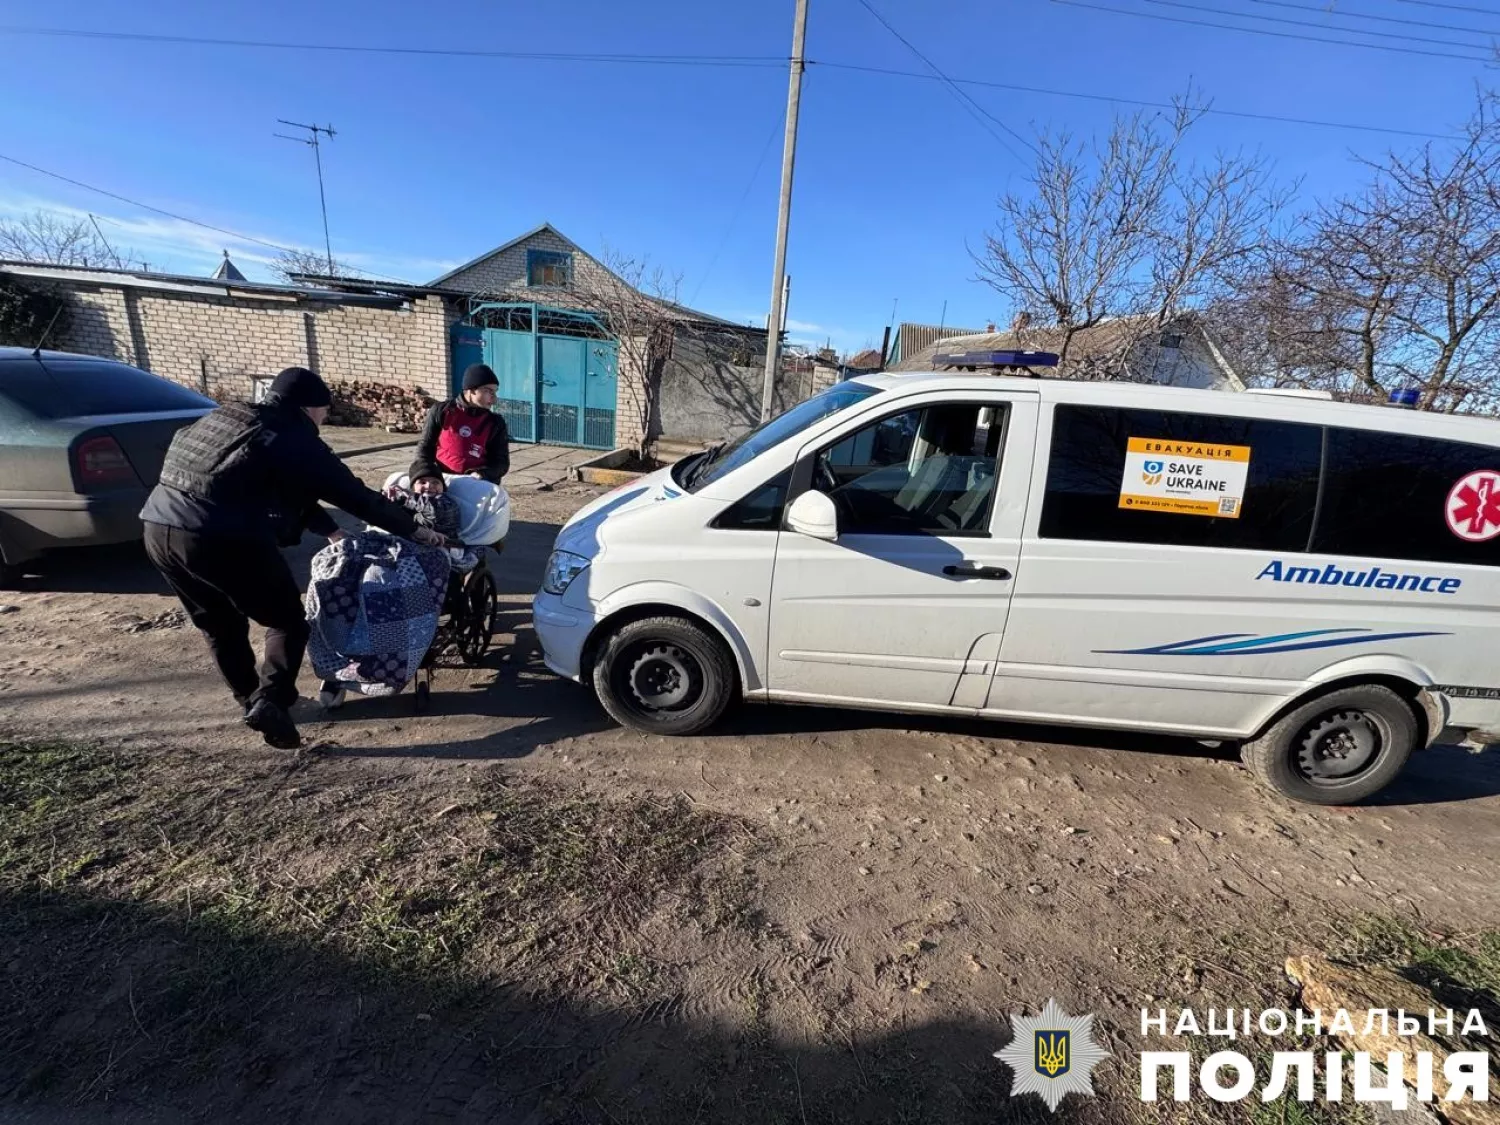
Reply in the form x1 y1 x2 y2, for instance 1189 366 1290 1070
0 888 1087 1125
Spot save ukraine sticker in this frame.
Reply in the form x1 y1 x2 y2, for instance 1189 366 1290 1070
1119 437 1251 518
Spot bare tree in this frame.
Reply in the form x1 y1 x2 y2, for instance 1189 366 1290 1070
1223 92 1500 412
0 210 139 269
974 94 1285 374
272 247 357 283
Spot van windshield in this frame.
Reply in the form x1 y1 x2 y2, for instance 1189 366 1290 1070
678 381 882 492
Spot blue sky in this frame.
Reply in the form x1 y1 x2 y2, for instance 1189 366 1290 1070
0 0 1491 353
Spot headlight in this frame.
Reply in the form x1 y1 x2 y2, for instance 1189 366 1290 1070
542 550 590 595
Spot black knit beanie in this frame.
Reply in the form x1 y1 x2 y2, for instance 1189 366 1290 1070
268 366 332 409
407 458 444 485
462 363 499 392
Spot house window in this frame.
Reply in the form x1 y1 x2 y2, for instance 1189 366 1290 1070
250 376 273 403
527 249 573 287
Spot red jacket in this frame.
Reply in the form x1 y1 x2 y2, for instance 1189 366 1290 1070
416 399 510 481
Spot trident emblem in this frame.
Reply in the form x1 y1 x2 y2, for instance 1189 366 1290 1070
1035 1030 1070 1078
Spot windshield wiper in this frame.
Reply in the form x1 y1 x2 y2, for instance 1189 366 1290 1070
684 443 725 488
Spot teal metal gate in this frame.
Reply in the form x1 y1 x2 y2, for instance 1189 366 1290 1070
457 304 617 450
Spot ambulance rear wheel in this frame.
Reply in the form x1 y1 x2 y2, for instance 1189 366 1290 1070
1241 684 1417 805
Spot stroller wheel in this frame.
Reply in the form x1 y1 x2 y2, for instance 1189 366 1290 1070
414 680 432 712
458 568 498 667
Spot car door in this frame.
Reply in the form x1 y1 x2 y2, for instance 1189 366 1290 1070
765 391 1038 709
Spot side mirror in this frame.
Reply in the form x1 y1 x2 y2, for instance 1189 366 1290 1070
786 489 839 542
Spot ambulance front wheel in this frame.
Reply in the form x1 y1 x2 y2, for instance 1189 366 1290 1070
1240 684 1417 805
592 615 737 736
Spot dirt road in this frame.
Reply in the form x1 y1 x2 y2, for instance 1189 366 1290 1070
2 442 1497 1123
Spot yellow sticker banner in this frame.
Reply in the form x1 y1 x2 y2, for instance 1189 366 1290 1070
1119 437 1252 519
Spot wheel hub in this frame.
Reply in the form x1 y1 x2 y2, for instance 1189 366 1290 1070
1297 710 1379 780
628 645 695 710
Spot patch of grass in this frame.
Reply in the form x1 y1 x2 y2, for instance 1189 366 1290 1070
1334 915 1500 1003
0 736 761 1104
0 740 124 887
1331 914 1500 1038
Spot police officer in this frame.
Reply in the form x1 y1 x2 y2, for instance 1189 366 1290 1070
140 366 446 749
416 363 511 483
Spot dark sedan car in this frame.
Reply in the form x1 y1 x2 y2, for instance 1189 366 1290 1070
0 348 215 583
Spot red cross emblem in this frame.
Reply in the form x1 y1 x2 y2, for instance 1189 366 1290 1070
1446 470 1500 542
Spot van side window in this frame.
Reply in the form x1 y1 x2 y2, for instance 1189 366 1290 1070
1313 429 1500 567
1039 405 1322 550
714 469 792 531
813 403 1003 537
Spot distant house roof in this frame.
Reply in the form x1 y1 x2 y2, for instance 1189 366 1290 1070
0 260 407 308
211 251 247 283
889 321 988 366
894 315 1245 391
844 348 884 370
423 222 758 333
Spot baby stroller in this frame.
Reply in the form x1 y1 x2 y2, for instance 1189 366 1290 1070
308 473 510 713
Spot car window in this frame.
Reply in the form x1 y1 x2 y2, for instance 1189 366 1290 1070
814 403 1003 537
34 359 214 417
1038 404 1323 551
713 468 792 531
0 360 61 418
1313 427 1500 567
682 381 881 492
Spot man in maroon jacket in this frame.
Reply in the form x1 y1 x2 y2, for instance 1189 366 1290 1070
416 363 511 483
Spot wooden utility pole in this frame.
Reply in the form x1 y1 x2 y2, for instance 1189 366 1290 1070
759 0 809 423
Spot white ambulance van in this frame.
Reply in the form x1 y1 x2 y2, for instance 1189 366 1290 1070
534 373 1500 804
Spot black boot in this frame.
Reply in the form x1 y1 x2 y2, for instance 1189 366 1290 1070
244 698 301 750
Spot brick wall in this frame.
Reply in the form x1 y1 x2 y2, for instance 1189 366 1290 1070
54 285 450 403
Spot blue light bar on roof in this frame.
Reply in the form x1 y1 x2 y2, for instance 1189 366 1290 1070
932 349 1060 369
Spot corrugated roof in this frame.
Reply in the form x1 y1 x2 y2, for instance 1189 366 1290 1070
891 321 987 364
0 260 407 307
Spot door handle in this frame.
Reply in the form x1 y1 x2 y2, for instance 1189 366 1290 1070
942 563 1011 580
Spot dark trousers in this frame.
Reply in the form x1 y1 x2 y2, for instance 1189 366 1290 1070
143 523 309 710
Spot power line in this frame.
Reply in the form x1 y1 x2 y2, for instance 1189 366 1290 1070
0 26 787 67
1248 0 1500 37
1050 0 1494 60
0 151 414 284
689 122 782 309
1398 0 1500 14
849 0 1037 160
811 60 1456 138
1142 0 1492 48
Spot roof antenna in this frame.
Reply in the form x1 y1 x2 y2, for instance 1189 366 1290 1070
32 302 65 359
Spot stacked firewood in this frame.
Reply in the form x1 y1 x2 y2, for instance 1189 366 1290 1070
326 380 437 432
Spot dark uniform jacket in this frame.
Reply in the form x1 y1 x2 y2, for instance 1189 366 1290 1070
140 397 420 545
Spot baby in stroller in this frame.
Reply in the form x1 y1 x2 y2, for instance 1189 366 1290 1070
383 458 480 573
312 458 508 710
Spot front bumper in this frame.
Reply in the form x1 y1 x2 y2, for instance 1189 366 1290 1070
533 589 601 682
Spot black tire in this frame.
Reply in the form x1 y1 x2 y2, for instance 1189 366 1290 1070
1240 684 1418 805
458 569 497 666
591 615 737 736
0 561 19 590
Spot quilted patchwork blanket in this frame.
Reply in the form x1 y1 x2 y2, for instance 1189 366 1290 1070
304 531 452 697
